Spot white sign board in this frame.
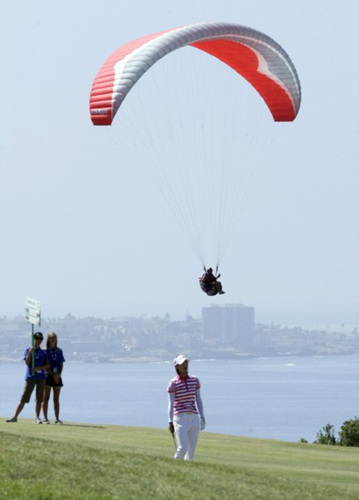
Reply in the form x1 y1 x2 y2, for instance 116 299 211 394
25 296 41 326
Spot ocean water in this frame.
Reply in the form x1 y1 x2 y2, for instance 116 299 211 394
1 355 358 442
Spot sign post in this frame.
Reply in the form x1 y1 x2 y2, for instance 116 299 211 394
25 296 42 375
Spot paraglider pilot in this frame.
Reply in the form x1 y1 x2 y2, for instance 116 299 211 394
199 268 225 296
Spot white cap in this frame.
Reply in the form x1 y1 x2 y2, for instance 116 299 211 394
173 354 189 366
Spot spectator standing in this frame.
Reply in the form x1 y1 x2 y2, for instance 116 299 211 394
6 332 49 424
42 332 65 424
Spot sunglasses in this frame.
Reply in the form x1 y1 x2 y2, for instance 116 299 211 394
34 337 43 341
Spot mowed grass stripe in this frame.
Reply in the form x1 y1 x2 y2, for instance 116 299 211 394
1 420 359 499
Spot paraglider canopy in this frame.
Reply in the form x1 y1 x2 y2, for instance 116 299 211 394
90 22 301 126
89 21 301 273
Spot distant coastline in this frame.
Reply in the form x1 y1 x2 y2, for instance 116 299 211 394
1 314 358 364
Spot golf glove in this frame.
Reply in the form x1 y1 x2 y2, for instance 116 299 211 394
200 417 206 430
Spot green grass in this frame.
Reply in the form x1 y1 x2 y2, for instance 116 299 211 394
1 420 359 499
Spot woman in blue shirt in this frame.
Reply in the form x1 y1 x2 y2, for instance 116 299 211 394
6 332 49 424
42 332 66 424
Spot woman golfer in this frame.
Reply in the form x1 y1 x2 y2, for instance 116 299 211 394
167 354 205 460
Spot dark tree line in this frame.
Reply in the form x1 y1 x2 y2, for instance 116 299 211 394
300 416 359 446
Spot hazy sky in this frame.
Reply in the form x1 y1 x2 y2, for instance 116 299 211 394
1 0 358 326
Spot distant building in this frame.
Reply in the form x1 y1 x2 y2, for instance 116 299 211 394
202 304 255 351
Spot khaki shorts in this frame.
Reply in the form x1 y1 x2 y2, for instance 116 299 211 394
20 379 46 404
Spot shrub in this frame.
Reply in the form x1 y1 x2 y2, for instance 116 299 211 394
338 416 359 447
313 424 337 445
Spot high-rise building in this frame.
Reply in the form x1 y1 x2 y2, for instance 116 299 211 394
202 304 255 351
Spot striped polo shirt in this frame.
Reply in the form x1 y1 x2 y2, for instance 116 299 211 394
167 375 201 415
